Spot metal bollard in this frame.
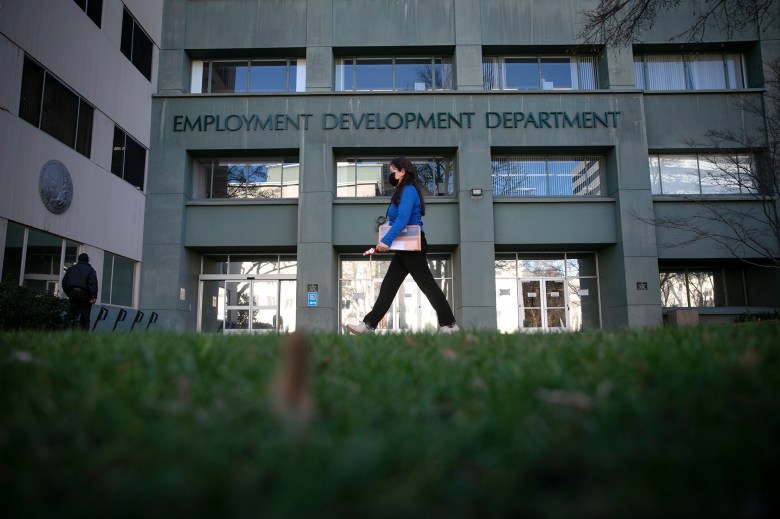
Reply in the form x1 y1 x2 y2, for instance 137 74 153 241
146 312 158 331
112 308 127 331
130 310 145 331
92 307 109 332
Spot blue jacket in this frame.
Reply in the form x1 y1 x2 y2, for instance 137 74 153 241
381 186 424 246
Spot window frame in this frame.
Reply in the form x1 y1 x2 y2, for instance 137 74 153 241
120 7 153 81
491 155 605 197
634 52 745 91
649 152 755 195
199 58 304 94
482 55 599 91
194 157 301 200
19 56 94 157
72 0 102 27
335 156 457 198
335 56 454 92
111 126 147 190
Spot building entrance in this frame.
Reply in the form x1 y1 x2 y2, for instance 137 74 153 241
518 279 567 331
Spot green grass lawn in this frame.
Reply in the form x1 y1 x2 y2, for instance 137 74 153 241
1 324 779 517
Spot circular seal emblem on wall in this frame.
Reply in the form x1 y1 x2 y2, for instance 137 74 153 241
38 160 73 214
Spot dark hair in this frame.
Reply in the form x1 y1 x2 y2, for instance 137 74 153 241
389 157 426 216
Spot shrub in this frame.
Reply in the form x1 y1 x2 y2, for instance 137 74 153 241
735 309 780 323
0 280 69 331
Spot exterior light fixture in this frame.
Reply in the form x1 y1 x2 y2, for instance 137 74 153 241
470 188 483 198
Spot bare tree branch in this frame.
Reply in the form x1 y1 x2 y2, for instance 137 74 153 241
579 0 780 45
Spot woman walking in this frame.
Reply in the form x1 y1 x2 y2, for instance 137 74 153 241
346 157 460 334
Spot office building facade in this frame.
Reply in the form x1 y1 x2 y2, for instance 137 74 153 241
3 1 778 333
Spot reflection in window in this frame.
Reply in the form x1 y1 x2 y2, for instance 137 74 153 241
337 157 455 198
1 222 78 296
649 153 754 195
336 57 453 91
660 270 717 307
195 158 300 199
199 59 304 93
101 252 135 307
495 253 600 332
492 155 603 196
111 126 147 190
483 55 598 91
634 53 744 90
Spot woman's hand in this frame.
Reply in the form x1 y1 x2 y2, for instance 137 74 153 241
376 242 390 252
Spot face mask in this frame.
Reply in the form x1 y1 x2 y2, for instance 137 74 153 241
388 172 400 187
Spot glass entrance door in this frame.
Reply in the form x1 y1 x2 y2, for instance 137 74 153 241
224 280 279 334
519 278 567 331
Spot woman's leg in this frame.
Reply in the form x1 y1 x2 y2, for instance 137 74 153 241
363 254 408 328
399 252 456 326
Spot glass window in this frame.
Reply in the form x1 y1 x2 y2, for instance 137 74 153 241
649 153 754 195
492 155 604 197
495 253 600 332
111 127 146 190
73 0 102 27
634 53 744 91
201 59 303 93
483 55 598 91
19 57 94 157
660 270 719 307
1 223 78 296
101 252 135 306
121 8 153 81
195 158 300 199
336 56 454 91
337 157 456 198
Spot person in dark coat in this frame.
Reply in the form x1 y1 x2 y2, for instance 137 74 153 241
62 253 98 330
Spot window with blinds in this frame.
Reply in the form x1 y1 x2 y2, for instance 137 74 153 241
483 56 599 91
634 53 744 90
335 57 454 91
491 156 604 196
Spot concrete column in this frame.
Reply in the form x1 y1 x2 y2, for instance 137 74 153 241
296 141 337 331
306 0 333 93
454 0 483 91
157 0 188 95
601 44 636 90
455 141 497 329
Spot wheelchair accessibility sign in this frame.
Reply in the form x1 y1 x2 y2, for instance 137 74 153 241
308 292 318 307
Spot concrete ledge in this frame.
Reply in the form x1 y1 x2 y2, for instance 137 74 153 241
667 308 699 326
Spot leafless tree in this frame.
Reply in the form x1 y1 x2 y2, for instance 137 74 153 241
579 0 780 45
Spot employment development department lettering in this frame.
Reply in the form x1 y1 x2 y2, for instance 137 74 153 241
172 111 621 132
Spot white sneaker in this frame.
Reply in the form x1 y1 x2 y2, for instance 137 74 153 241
346 322 374 334
439 323 460 334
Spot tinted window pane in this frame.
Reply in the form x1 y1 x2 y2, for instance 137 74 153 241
111 127 125 177
2 222 25 284
86 0 102 26
289 63 298 91
504 58 538 90
123 135 146 190
74 0 87 9
132 26 153 80
395 58 430 91
249 60 287 92
120 10 133 59
111 255 135 306
75 101 93 157
19 58 44 126
355 59 392 90
41 76 79 148
540 57 573 89
211 62 248 93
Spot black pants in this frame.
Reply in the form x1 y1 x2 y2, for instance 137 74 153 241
65 288 93 331
363 236 456 328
